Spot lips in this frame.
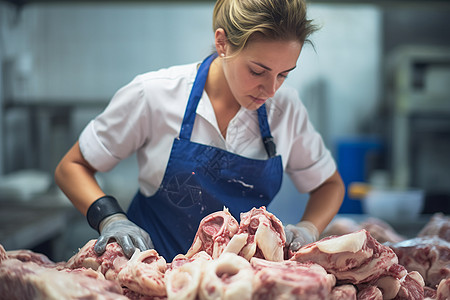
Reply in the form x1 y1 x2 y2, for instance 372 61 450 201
250 95 267 105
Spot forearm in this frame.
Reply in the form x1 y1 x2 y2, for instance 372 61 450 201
300 170 345 233
55 141 106 215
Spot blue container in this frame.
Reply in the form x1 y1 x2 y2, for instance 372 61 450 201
336 137 383 214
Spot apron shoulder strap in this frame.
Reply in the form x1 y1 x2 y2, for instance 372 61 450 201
257 105 277 158
179 54 217 140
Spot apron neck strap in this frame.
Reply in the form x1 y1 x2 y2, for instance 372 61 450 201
257 105 277 158
180 53 217 140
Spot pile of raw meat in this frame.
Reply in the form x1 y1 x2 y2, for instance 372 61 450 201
1 207 449 299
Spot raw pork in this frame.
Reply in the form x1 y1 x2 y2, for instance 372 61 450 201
3 207 443 299
66 239 129 280
0 245 6 263
330 284 357 300
5 248 57 267
0 258 127 299
236 206 286 261
435 278 450 300
393 271 425 300
424 286 437 299
250 257 336 299
372 275 402 298
199 252 254 300
291 230 406 284
418 213 450 242
360 218 406 244
363 271 424 300
118 248 167 297
185 206 286 262
321 218 361 237
185 207 239 259
66 239 168 297
386 236 450 288
322 217 405 244
357 286 383 300
165 251 212 300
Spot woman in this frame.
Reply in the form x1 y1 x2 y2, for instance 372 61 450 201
55 0 345 262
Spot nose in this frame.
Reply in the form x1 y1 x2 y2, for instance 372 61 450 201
262 76 278 98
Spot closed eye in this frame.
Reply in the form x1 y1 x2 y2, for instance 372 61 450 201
249 68 264 76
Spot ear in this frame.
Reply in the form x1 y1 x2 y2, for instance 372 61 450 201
215 28 228 56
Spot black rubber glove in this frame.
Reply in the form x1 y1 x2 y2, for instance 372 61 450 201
94 213 153 258
284 221 319 252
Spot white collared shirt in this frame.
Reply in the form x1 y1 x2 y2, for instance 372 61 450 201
79 61 336 197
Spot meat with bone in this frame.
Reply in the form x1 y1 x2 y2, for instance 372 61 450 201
322 217 405 244
185 207 239 259
65 239 129 281
435 278 450 300
329 284 357 300
199 252 254 300
235 206 286 261
250 256 336 299
185 206 286 262
290 229 407 285
357 285 383 300
5 248 57 267
360 218 406 244
165 251 212 300
386 236 450 288
356 270 424 300
418 213 450 242
393 271 425 300
372 274 402 298
424 286 437 299
117 248 167 297
2 206 440 299
321 218 361 237
0 245 6 263
0 257 127 300
67 239 168 298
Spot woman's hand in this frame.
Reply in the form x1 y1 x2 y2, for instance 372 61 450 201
284 221 319 251
95 213 154 258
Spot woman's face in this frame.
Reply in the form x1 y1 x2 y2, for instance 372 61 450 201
222 37 302 110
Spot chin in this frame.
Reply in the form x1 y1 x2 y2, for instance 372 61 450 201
241 103 261 111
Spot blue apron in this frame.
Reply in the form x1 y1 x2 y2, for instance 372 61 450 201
127 54 283 261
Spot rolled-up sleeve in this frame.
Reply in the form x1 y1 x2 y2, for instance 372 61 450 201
283 95 336 193
287 148 336 193
79 120 121 172
79 75 150 172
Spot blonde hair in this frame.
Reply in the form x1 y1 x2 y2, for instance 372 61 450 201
212 0 318 54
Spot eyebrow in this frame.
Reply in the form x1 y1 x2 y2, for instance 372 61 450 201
251 61 297 73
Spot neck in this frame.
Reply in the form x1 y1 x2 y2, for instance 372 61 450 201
205 57 240 111
204 56 241 138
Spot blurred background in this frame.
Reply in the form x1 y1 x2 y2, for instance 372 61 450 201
0 0 449 261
